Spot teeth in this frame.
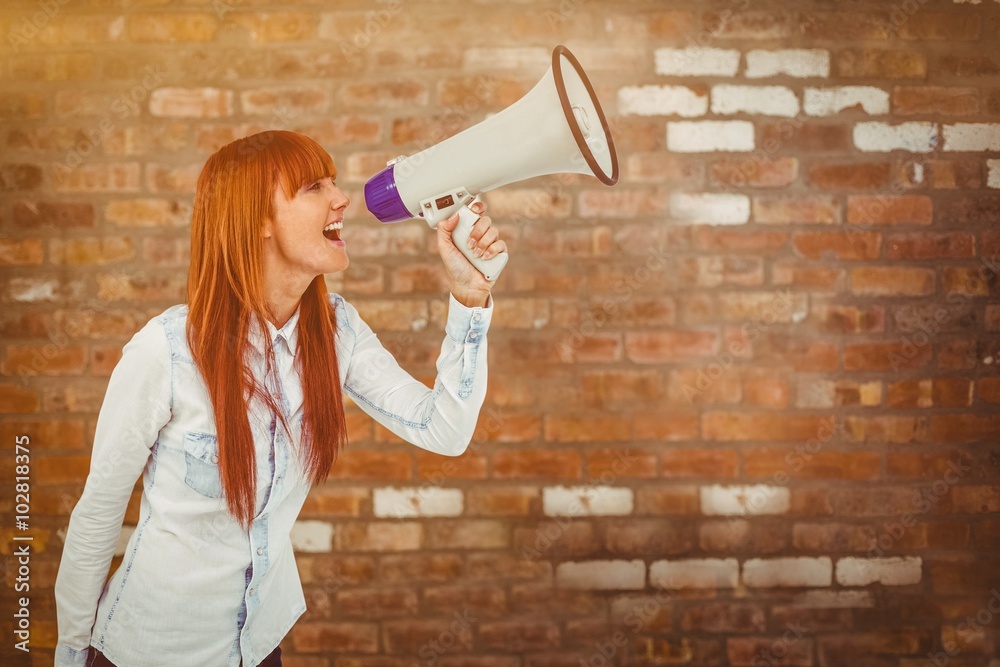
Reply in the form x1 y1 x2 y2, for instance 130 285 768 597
323 221 343 231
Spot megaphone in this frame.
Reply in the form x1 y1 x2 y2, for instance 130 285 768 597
364 45 619 281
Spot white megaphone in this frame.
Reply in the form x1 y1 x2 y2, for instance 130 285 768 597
364 45 618 281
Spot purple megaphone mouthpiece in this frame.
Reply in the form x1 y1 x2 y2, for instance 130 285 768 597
364 164 412 223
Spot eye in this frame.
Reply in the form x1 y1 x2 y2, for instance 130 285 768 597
307 181 321 191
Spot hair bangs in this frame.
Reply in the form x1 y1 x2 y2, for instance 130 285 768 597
269 132 337 201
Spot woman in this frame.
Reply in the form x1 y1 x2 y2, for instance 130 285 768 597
54 130 505 667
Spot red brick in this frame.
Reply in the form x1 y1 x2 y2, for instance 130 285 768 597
635 485 699 515
899 12 981 41
660 448 739 479
12 202 94 229
604 519 694 556
742 376 789 409
626 152 704 186
426 519 508 550
809 162 892 190
128 13 218 41
924 159 983 189
847 195 932 225
938 194 1000 226
728 636 814 666
818 631 931 665
699 519 789 554
0 420 86 449
800 12 891 40
893 86 979 115
694 229 788 254
625 331 720 363
0 238 43 265
291 621 379 653
586 448 658 479
706 11 794 38
745 448 880 481
0 384 39 412
465 486 536 517
753 195 840 225
491 450 581 479
836 49 927 78
978 377 1000 404
931 415 1000 443
544 415 630 443
579 370 664 409
943 267 992 297
850 267 934 296
711 157 798 188
885 450 973 478
809 304 885 333
299 488 367 518
328 451 411 480
34 456 91 485
415 450 488 480
682 603 766 634
844 341 932 371
792 231 881 261
771 263 845 292
2 345 87 376
793 522 876 552
702 412 832 442
0 164 43 190
763 123 850 153
633 412 700 441
885 232 975 259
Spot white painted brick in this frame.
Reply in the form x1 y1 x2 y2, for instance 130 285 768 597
655 47 741 77
853 122 939 153
650 558 739 589
618 85 708 117
556 559 646 590
712 85 799 118
745 49 830 78
804 87 890 116
989 160 1000 189
667 120 754 153
463 47 549 69
942 123 1000 151
291 520 334 553
373 487 464 519
670 193 751 226
835 556 923 587
543 485 634 517
700 484 790 515
743 557 833 588
149 87 233 118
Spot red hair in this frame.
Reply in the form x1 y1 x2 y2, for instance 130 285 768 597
187 130 348 525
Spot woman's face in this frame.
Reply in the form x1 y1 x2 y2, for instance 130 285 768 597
264 175 351 288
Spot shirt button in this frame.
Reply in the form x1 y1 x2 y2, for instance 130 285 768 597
472 313 481 323
469 331 479 340
248 588 254 597
256 547 264 555
211 455 219 464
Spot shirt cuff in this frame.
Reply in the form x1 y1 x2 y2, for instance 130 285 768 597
445 292 493 344
55 642 90 667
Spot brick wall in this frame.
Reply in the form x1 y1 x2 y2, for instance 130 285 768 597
1 0 999 665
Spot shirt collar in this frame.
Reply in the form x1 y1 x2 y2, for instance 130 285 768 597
248 306 300 356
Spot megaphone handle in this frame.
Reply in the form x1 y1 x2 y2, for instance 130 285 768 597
452 205 509 282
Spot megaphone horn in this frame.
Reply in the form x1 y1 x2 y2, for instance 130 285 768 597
364 44 619 282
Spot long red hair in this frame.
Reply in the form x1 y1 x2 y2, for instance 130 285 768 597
187 130 347 525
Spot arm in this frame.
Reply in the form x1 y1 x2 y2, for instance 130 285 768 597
54 320 172 667
341 293 493 456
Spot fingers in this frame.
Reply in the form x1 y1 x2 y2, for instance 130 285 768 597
465 215 503 259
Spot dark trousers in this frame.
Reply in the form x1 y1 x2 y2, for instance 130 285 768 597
89 646 282 667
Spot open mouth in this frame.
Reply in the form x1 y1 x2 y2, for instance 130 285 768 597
323 220 342 241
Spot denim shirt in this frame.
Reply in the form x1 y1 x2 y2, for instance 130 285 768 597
54 292 493 667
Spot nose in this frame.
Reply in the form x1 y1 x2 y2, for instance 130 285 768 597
332 185 350 212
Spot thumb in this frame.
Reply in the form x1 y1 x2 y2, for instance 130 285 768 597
437 211 460 235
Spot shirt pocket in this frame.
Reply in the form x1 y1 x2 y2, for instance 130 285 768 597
183 431 223 498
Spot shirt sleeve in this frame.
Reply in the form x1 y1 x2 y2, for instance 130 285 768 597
340 292 493 456
54 319 173 667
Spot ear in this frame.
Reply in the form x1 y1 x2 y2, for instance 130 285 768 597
262 217 274 240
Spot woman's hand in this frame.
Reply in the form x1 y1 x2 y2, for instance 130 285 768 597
436 200 506 308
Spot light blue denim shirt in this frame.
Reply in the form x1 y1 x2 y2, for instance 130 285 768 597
54 292 493 667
